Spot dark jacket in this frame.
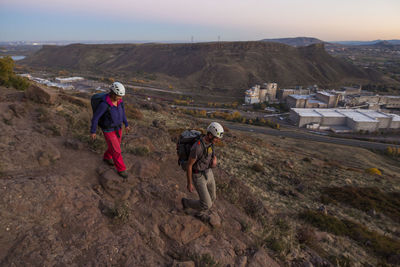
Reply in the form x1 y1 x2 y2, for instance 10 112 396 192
90 94 128 133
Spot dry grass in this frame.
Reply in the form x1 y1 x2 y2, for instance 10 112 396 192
321 186 400 223
300 210 400 260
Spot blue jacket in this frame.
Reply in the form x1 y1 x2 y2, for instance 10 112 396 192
90 94 128 134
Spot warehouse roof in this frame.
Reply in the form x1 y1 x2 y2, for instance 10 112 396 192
292 108 322 117
336 110 378 122
290 108 396 122
389 114 400 121
357 110 390 118
291 108 400 122
314 109 345 117
317 91 334 97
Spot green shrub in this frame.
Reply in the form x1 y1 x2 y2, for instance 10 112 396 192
0 56 30 90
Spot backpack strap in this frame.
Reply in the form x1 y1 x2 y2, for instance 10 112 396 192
193 138 212 172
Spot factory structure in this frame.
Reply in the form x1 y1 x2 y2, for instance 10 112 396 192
244 83 277 104
290 108 400 132
346 95 400 110
244 83 400 132
286 91 340 109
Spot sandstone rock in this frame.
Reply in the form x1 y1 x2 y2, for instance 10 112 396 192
159 215 209 244
37 146 61 167
209 211 222 228
344 178 352 185
171 260 195 267
25 84 58 105
248 249 280 267
98 169 134 199
130 159 160 180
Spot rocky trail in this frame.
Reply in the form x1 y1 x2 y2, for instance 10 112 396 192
0 85 280 266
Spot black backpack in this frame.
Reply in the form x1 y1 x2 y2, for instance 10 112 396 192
176 130 213 171
91 92 124 133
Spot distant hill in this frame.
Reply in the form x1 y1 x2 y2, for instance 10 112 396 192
21 41 383 96
333 40 400 46
260 37 324 47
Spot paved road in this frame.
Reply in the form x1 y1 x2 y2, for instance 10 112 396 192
225 122 399 151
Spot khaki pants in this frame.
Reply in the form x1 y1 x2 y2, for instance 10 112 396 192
186 169 216 211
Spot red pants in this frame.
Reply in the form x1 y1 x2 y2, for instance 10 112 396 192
103 129 126 172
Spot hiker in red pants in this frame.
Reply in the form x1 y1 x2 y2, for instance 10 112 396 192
90 82 130 178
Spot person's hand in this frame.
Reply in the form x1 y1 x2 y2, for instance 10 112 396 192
125 126 131 134
91 133 96 140
211 156 217 168
187 183 194 193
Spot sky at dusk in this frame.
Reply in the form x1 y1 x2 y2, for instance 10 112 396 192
0 0 399 42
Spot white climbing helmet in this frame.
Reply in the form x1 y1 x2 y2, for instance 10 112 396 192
207 122 224 139
110 82 126 96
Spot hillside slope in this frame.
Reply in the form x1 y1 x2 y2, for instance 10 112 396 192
1 84 400 266
21 42 381 95
0 85 281 266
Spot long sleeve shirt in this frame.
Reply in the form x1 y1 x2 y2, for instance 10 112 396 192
90 94 128 134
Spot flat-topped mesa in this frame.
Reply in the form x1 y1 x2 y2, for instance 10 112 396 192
21 41 380 94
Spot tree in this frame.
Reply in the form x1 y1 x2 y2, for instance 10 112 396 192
0 56 14 85
0 56 30 90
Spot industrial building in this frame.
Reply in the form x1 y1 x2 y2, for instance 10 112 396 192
286 91 340 109
348 95 400 109
55 77 84 83
290 108 400 132
244 82 278 104
277 88 310 102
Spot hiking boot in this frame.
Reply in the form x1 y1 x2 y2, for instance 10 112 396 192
181 198 188 210
195 211 211 223
103 158 114 166
118 171 129 179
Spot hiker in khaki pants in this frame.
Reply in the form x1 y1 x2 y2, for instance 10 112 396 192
181 122 224 219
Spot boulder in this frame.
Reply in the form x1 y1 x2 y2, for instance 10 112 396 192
159 215 209 244
37 146 61 167
209 211 222 228
25 84 58 105
248 249 280 267
98 169 134 200
130 159 160 180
